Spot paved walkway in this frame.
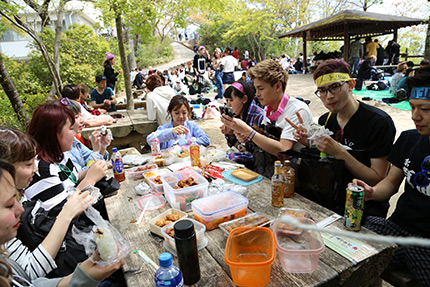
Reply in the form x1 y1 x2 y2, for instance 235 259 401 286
153 42 195 71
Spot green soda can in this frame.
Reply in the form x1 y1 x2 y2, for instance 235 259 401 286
344 185 364 231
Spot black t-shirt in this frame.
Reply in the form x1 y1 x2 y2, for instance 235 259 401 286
318 101 396 217
193 54 209 74
388 130 430 238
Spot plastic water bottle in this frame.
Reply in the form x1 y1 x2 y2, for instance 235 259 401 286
155 253 184 287
111 147 125 182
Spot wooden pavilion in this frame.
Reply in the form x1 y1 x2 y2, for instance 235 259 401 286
278 9 427 62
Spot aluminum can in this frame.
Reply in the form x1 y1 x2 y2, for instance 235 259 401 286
150 137 161 157
344 185 364 231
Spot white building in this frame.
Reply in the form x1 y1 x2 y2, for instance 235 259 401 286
0 1 100 60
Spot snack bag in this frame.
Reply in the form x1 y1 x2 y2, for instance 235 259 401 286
72 205 130 266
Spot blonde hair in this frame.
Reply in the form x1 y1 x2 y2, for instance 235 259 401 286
247 59 289 91
397 62 408 73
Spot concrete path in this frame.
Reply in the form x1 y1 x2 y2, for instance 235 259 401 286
154 42 195 71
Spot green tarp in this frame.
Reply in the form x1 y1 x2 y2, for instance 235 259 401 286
352 89 411 111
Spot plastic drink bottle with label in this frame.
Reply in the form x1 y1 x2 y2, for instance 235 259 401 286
111 147 125 182
154 253 184 287
282 160 295 197
189 137 201 167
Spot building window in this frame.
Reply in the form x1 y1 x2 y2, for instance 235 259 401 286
0 30 27 42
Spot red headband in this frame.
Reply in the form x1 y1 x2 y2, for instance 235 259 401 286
231 82 245 94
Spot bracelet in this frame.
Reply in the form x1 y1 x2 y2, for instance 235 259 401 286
246 130 257 142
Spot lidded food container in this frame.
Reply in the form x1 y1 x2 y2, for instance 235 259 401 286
161 168 208 212
191 191 248 230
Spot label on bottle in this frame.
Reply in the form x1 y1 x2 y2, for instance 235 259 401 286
272 181 284 207
190 145 200 167
150 138 161 157
112 155 125 181
155 272 184 287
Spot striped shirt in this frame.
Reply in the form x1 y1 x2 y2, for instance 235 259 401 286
226 100 264 162
6 238 57 280
24 154 78 211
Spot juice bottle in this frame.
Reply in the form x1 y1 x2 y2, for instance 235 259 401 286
282 160 295 197
111 147 125 182
189 137 201 167
271 161 284 207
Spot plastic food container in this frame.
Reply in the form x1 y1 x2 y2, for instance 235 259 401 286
161 168 208 212
161 218 206 252
127 163 158 180
143 169 172 193
219 213 272 236
191 191 248 231
149 208 188 237
278 207 308 218
224 227 276 287
273 218 325 273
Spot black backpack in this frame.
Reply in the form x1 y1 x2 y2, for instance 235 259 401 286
17 200 92 278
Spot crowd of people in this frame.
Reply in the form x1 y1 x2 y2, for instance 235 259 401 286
1 42 430 287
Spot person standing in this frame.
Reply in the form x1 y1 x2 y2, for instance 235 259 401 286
375 39 385 65
193 46 210 94
232 47 240 60
212 48 224 99
103 53 122 92
365 37 378 61
220 46 238 90
349 37 363 74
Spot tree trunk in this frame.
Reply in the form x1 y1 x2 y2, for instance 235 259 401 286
114 11 133 110
0 54 29 129
47 0 66 100
126 29 137 71
425 18 430 61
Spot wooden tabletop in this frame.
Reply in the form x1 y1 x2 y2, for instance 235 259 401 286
81 110 157 152
104 168 396 287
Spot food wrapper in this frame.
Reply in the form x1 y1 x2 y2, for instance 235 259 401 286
134 182 153 196
65 185 102 205
307 123 333 148
88 127 113 148
72 205 130 266
208 179 248 197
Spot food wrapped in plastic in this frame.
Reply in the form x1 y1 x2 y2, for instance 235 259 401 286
134 181 153 195
72 205 130 266
66 185 102 205
307 123 333 148
208 179 248 197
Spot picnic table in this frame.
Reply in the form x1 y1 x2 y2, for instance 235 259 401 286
105 165 396 286
81 110 157 153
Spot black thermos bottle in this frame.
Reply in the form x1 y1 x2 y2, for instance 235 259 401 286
174 219 200 285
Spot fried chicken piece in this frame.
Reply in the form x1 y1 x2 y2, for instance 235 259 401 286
166 213 181 221
155 218 167 227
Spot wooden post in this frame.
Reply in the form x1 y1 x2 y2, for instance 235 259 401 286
303 32 307 74
343 23 349 62
404 47 409 61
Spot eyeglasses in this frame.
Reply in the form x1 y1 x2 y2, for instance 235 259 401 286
59 163 78 184
334 129 344 143
413 156 430 187
315 82 347 98
60 97 71 106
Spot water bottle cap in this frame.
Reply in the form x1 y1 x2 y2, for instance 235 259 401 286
174 219 195 238
112 147 118 153
158 252 172 267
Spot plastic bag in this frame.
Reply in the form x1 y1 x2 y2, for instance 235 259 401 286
208 179 248 197
72 205 130 266
135 181 152 196
88 127 113 149
307 123 333 148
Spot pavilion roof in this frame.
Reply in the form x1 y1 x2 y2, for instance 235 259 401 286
278 9 427 41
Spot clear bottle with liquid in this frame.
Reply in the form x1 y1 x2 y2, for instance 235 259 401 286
154 253 184 287
282 160 295 197
111 147 125 182
189 137 201 167
272 161 284 207
319 152 329 162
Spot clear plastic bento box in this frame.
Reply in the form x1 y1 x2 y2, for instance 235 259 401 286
127 163 158 180
191 191 248 231
161 168 208 212
143 169 172 193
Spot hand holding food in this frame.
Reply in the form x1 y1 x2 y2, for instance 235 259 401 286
172 125 189 135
